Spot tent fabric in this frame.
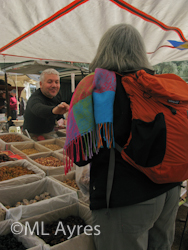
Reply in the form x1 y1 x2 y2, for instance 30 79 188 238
0 0 188 66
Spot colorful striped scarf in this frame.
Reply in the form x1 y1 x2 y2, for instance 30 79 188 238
64 68 116 173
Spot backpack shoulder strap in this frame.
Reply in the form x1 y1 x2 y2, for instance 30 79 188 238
106 143 123 210
106 147 115 211
115 142 123 153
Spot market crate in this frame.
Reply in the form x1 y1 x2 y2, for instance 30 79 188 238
20 203 96 250
0 177 78 221
0 133 32 150
50 171 79 193
10 141 51 159
49 171 89 205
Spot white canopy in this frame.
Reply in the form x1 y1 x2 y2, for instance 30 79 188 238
0 0 188 66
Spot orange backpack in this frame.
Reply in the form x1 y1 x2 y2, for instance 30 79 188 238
118 69 188 184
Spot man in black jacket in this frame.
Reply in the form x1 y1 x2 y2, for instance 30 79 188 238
23 68 69 135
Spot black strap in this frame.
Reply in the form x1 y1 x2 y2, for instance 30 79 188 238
106 143 123 209
115 142 122 153
106 147 115 209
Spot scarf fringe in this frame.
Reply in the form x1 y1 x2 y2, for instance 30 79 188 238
64 122 114 173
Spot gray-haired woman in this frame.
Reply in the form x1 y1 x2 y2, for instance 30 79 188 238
65 24 181 250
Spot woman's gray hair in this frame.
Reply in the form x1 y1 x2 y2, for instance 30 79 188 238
40 68 60 82
89 23 153 73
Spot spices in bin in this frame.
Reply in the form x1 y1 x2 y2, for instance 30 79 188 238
21 148 40 155
0 166 35 181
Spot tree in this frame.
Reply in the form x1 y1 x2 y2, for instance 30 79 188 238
153 61 188 81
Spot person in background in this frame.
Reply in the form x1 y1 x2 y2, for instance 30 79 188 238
19 97 25 116
0 91 6 114
9 89 17 120
0 79 9 115
64 24 181 250
23 68 69 135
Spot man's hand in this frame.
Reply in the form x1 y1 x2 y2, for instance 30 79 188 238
52 102 69 115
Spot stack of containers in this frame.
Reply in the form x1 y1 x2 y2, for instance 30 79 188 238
0 131 95 250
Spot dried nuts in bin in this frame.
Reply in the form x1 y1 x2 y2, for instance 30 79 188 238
0 166 35 181
63 179 79 190
0 134 24 142
5 192 51 209
34 156 64 167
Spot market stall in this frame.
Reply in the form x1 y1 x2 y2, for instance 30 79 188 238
0 0 188 249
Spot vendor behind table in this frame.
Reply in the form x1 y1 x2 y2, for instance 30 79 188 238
23 68 69 135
